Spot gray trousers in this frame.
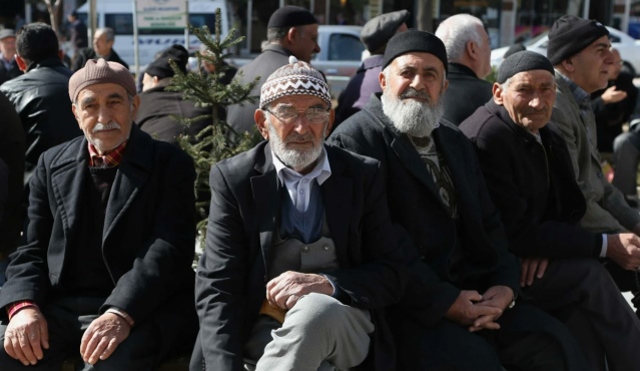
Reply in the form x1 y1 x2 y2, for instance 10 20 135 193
612 129 640 198
246 293 373 371
524 258 640 371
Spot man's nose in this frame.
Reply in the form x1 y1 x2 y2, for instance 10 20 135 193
97 105 112 123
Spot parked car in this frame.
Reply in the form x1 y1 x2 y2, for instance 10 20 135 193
229 25 365 98
491 26 640 76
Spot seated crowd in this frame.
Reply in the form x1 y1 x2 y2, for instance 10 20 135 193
0 6 639 371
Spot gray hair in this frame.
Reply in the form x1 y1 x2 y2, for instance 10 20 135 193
96 27 115 42
382 66 447 88
435 14 484 62
267 26 303 43
500 77 511 91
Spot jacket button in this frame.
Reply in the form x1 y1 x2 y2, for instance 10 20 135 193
323 245 330 251
302 246 309 252
597 171 603 178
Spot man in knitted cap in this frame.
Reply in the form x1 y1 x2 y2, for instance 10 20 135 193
0 58 198 370
331 29 588 371
136 44 213 146
334 10 409 127
192 56 412 371
227 5 320 135
548 15 640 316
460 50 640 371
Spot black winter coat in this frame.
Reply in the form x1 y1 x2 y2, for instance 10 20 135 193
441 63 493 126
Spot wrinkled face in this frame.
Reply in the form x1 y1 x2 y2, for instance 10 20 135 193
255 95 334 173
610 49 622 80
93 31 113 57
72 83 139 154
141 73 156 91
292 24 320 63
0 37 16 60
494 70 556 133
381 52 447 105
569 35 613 93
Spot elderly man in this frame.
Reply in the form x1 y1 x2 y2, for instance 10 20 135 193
137 45 213 146
226 6 320 135
334 10 409 127
330 29 588 371
0 29 22 85
548 15 640 312
191 56 411 371
73 28 128 72
436 14 493 126
0 59 198 370
460 50 640 371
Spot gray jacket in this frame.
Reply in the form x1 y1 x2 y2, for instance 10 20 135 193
550 71 640 233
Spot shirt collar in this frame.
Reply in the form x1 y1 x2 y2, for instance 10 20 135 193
88 141 128 167
556 69 591 107
272 145 332 187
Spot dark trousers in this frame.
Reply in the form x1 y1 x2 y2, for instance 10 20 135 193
523 259 640 371
388 301 589 371
0 296 196 371
612 128 640 198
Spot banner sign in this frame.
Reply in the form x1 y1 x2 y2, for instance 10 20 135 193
136 0 187 29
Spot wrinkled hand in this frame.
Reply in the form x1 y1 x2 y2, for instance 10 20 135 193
4 307 49 366
601 85 627 104
266 271 334 310
80 313 131 365
520 257 549 287
444 290 503 330
607 233 640 270
468 286 514 332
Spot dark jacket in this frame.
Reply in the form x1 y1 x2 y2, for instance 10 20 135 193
69 19 88 49
226 44 294 135
0 58 82 193
459 101 600 259
136 85 215 146
0 125 197 331
591 72 638 152
195 142 413 371
0 91 25 255
334 54 384 129
0 57 22 85
72 47 129 72
329 93 520 325
442 63 493 126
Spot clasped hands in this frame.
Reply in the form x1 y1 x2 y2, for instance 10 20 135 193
4 307 131 366
445 285 513 333
266 271 334 310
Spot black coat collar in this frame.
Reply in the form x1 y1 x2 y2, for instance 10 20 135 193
448 63 479 79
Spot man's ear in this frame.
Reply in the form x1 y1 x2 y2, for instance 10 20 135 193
493 82 504 105
255 109 269 140
130 95 141 121
466 40 478 61
58 49 64 61
15 55 27 72
379 70 387 91
560 57 575 73
71 102 82 128
286 27 298 45
325 109 335 137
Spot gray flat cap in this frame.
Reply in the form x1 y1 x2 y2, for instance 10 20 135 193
361 10 410 53
0 29 15 41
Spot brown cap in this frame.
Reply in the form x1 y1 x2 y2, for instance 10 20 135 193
69 58 136 102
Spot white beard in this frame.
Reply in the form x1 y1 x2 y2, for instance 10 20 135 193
267 117 326 172
381 87 445 138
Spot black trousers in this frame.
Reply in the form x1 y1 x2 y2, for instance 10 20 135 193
523 259 640 371
0 296 197 371
388 301 590 371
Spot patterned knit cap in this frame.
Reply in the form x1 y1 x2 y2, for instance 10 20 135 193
259 56 332 109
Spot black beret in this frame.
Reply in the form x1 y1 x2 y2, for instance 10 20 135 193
497 51 554 83
382 29 448 75
267 6 318 29
360 10 410 53
503 43 526 59
547 15 608 65
145 44 188 79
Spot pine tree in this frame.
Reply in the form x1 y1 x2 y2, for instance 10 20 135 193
167 9 262 241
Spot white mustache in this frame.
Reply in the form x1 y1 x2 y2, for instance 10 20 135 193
92 121 121 133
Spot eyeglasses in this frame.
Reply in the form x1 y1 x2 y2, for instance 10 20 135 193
265 106 330 125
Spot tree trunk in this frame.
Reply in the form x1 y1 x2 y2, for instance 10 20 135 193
44 0 62 39
416 0 433 32
567 0 583 16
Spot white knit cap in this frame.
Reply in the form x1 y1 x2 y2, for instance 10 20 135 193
259 56 332 109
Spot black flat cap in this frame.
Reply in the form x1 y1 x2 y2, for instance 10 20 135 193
547 15 608 65
382 29 448 74
268 6 318 29
503 43 525 59
497 50 555 83
361 10 410 53
0 29 15 41
145 44 189 79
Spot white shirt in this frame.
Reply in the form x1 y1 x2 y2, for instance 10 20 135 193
272 146 332 213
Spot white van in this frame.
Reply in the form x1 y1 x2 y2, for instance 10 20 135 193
76 0 231 67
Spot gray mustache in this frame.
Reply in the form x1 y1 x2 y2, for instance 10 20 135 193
92 121 121 133
400 88 431 102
